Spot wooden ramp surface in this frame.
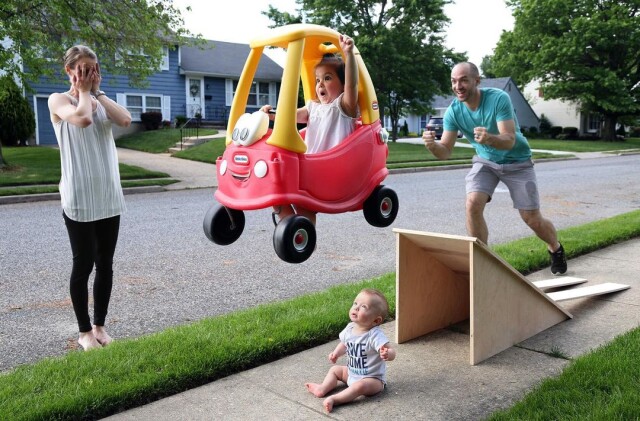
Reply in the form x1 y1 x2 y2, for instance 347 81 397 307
547 283 630 302
532 277 587 291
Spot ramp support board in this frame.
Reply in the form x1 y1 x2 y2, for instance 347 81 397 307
394 229 572 365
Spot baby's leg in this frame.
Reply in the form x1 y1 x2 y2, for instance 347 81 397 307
305 365 348 397
322 377 384 413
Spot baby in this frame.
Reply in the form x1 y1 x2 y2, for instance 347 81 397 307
305 288 396 412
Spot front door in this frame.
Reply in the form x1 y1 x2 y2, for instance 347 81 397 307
187 78 203 118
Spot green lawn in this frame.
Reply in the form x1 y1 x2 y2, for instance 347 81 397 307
528 137 640 152
115 127 219 153
0 146 176 196
1 210 639 419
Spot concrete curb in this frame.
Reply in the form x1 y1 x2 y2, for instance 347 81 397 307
0 186 166 205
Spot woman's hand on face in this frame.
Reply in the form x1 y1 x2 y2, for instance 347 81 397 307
90 63 102 93
73 63 94 93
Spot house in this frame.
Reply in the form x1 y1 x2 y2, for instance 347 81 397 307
523 80 601 135
389 77 539 135
26 40 283 145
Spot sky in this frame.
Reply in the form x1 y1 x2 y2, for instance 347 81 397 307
173 0 514 68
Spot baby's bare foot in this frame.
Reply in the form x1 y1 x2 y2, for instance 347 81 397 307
323 397 335 413
305 382 327 397
78 332 101 351
92 325 113 346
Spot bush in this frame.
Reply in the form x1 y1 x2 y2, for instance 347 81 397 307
528 126 538 135
399 121 409 137
539 114 552 134
549 126 563 138
0 76 35 146
630 127 640 137
140 112 163 130
175 115 188 127
616 125 626 137
562 127 579 139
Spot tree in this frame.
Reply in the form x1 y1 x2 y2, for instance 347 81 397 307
480 55 497 78
0 0 200 89
0 75 35 148
263 0 464 140
491 0 640 141
0 0 200 167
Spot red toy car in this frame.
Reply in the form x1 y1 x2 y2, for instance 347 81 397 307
203 24 398 263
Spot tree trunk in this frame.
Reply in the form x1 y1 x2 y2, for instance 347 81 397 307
601 115 618 142
0 144 6 168
390 118 399 141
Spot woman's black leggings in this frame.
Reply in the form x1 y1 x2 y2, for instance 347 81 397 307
63 212 120 333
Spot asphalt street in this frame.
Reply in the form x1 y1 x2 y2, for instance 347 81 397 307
1 154 639 372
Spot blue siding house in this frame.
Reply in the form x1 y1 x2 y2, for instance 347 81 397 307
26 40 283 145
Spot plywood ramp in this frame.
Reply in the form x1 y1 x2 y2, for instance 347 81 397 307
394 229 572 365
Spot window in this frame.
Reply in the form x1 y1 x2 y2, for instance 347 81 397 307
116 45 170 71
226 80 276 107
124 94 163 121
161 46 169 71
587 113 601 133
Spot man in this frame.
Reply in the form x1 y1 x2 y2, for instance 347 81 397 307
422 62 567 275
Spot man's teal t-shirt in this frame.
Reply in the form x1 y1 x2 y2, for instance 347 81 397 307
443 87 531 163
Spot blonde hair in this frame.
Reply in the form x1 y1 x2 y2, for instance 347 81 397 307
360 288 389 320
63 45 98 69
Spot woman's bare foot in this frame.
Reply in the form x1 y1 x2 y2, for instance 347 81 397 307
323 397 335 413
78 331 102 351
305 382 327 398
92 325 113 346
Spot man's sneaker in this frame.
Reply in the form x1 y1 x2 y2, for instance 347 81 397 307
549 243 567 275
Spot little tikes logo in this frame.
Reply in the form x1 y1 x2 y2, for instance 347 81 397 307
372 101 379 110
234 155 249 164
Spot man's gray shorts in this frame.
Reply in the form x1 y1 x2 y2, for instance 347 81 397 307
465 156 540 210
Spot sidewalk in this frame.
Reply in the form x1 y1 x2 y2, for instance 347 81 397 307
116 147 218 190
105 238 640 420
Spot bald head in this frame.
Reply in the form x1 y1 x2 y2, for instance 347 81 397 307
452 62 480 78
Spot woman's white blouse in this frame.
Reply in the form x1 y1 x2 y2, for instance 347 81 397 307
54 94 126 222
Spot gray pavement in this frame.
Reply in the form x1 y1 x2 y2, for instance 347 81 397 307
105 238 640 420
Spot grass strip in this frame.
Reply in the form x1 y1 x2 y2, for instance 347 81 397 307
0 276 394 420
488 326 640 420
1 210 640 419
493 210 640 274
0 179 178 197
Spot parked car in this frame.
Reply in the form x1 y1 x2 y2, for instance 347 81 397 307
425 117 463 139
425 117 443 139
202 24 398 264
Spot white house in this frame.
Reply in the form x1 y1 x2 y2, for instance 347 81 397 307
523 80 601 135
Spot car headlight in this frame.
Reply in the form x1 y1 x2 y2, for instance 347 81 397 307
219 159 228 176
253 160 268 178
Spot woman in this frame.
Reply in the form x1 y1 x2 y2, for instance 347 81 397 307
48 45 132 351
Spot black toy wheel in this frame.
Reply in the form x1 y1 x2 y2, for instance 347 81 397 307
363 185 399 227
273 215 317 264
203 204 245 245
